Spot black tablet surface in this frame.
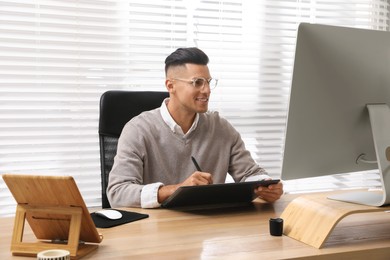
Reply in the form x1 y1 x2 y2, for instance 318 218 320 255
161 179 280 209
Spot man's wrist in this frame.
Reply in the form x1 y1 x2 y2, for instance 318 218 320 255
157 184 178 203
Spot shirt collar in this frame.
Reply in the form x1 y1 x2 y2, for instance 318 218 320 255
160 98 199 136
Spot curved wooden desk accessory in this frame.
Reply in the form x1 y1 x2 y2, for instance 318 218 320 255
280 192 390 248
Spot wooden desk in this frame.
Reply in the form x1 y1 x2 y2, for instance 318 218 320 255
1 192 390 260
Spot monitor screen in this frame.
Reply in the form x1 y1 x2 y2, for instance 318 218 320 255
281 23 390 206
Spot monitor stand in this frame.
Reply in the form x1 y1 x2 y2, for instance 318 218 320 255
328 104 390 206
282 105 390 248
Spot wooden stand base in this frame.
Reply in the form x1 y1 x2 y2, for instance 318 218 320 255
280 192 390 248
11 204 98 259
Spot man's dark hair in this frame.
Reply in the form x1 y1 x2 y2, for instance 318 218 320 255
165 47 209 75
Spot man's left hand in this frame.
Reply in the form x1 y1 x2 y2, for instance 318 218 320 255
255 181 284 202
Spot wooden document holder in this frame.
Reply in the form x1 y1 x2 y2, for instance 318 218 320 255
281 192 390 248
2 174 103 259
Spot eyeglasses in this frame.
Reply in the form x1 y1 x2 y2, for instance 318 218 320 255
171 77 218 90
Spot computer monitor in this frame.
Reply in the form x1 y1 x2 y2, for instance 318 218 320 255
281 23 390 206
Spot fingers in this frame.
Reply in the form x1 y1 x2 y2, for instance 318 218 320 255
255 182 284 202
194 171 213 185
183 172 213 186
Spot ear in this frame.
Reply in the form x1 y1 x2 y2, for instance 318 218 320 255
165 79 175 94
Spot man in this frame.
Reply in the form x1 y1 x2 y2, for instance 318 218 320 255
107 47 283 208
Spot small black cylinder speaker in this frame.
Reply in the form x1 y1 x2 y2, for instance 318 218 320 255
269 217 283 236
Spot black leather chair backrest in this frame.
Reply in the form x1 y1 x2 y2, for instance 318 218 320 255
98 90 169 208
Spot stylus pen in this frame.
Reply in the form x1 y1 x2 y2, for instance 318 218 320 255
191 156 202 172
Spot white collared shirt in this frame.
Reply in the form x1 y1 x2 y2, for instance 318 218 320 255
160 98 199 137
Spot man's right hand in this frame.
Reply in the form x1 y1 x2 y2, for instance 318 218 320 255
180 171 213 186
157 171 213 203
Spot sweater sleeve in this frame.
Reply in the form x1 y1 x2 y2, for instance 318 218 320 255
106 121 144 207
223 117 269 182
107 118 165 208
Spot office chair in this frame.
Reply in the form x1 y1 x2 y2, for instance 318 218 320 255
98 90 169 208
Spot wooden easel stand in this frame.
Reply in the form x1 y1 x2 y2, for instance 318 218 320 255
11 204 98 259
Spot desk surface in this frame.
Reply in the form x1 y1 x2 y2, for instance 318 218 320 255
1 192 390 260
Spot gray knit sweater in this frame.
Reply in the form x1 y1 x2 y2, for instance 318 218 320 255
107 108 268 207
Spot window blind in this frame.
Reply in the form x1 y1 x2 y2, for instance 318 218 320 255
0 0 389 217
